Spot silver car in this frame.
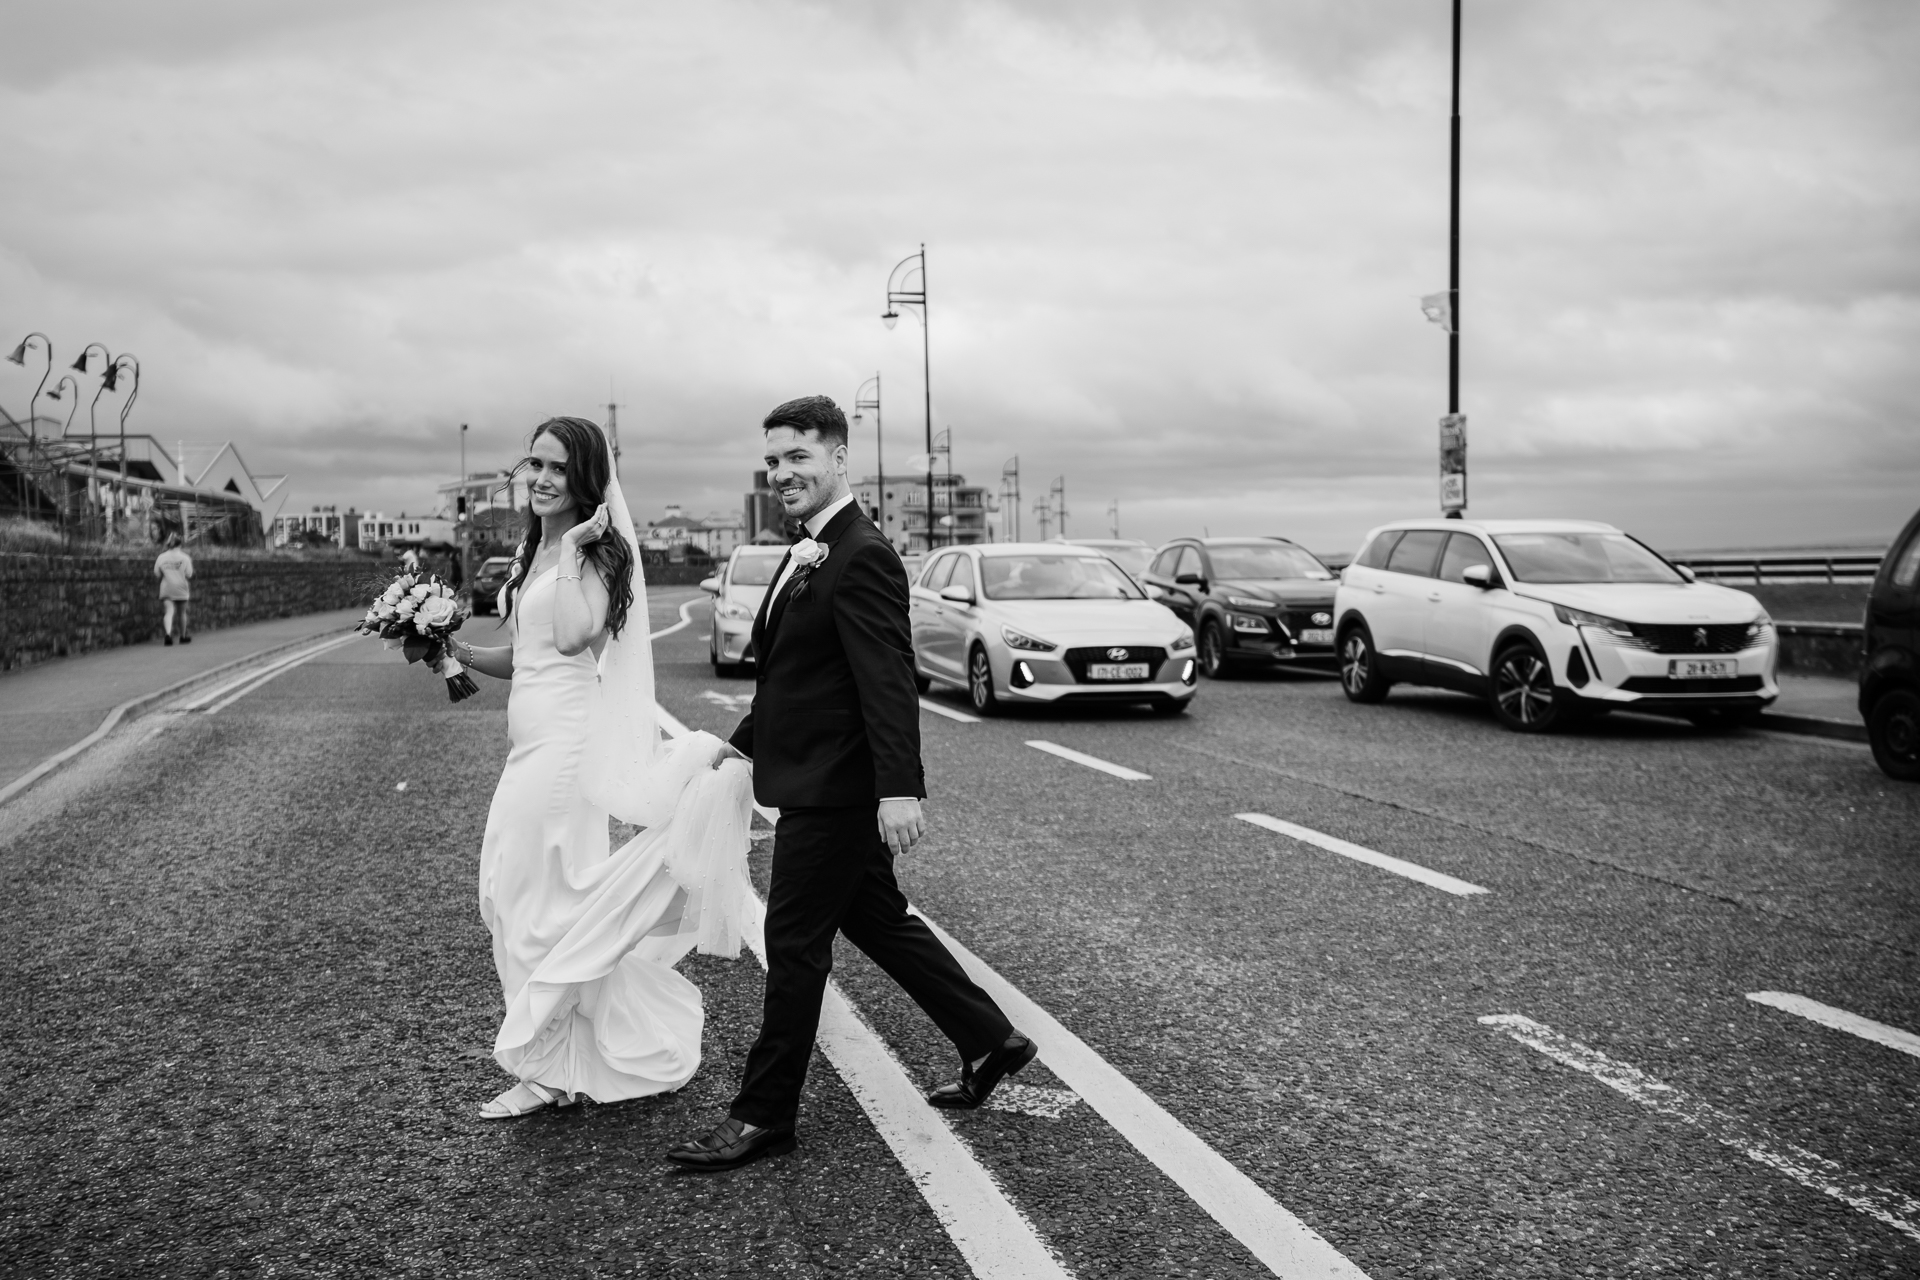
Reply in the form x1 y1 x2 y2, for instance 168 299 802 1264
911 542 1198 715
703 544 787 675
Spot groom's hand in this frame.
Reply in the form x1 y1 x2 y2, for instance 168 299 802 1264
710 741 747 770
877 798 924 857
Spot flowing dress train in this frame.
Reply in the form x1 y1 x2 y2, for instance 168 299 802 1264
478 565 752 1101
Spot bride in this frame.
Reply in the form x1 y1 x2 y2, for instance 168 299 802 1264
451 416 754 1119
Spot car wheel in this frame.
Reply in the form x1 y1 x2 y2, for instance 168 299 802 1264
1868 688 1920 782
1199 620 1230 679
967 645 999 715
1338 626 1391 703
1489 642 1567 733
1152 697 1191 717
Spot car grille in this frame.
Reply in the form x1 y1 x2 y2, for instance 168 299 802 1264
1619 675 1764 694
1617 622 1764 654
1278 609 1335 644
1063 646 1168 684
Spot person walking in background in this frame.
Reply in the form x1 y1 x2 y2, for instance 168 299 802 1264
155 534 193 646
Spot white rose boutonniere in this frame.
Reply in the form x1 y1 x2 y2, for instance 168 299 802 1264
787 538 829 600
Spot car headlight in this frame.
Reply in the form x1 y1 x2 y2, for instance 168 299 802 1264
1747 615 1773 645
1552 604 1634 638
1170 628 1195 652
1226 595 1273 610
1000 626 1057 652
718 600 755 620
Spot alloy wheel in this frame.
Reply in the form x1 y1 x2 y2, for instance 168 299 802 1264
1341 634 1370 696
1494 649 1556 727
1200 623 1225 678
969 649 997 713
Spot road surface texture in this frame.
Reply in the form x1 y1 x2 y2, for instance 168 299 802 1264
1 587 1913 1278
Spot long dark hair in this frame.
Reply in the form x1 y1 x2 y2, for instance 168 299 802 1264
502 416 635 638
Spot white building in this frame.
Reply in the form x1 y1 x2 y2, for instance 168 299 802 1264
271 506 360 548
644 504 746 559
358 512 456 552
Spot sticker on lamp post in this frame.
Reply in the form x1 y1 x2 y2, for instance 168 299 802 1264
1439 414 1467 513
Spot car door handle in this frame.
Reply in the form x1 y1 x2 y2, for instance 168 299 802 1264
1373 583 1384 593
1428 592 1442 602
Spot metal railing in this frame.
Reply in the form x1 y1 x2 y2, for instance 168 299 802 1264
1667 551 1883 585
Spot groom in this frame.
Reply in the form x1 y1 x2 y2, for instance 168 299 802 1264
669 395 1033 1170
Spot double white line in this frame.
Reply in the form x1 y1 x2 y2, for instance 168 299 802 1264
174 634 358 715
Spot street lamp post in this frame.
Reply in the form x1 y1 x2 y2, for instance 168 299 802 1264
881 245 933 550
1000 456 1020 542
1050 475 1067 538
71 344 112 536
6 332 52 513
42 374 82 535
852 374 883 542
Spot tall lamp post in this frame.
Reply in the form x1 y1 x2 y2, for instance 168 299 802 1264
71 344 112 533
851 374 883 541
1050 475 1068 538
42 374 82 535
6 332 52 512
1442 0 1467 518
109 354 139 472
881 245 933 550
1000 456 1020 542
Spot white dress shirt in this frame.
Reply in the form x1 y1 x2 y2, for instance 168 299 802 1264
762 490 915 805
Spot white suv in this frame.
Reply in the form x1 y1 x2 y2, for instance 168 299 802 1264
1333 519 1777 732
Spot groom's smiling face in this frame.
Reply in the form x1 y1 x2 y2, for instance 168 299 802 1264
764 426 849 524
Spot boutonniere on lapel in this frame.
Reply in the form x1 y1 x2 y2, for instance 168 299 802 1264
786 538 829 601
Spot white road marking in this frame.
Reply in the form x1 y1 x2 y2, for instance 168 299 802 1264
922 697 982 723
918 912 1371 1279
179 634 359 714
1024 740 1151 781
700 690 755 710
1746 992 1920 1061
654 701 1072 1279
1235 813 1489 898
986 1083 1082 1121
1481 1013 1920 1245
650 597 700 639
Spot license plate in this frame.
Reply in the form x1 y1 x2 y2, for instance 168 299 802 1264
1299 628 1334 646
1670 658 1737 679
1087 662 1150 681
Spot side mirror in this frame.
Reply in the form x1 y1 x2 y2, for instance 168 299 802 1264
1676 564 1696 583
699 576 721 595
1174 572 1204 586
1461 564 1496 590
939 583 976 605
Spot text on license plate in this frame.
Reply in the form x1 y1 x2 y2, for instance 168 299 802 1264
1088 662 1151 681
1299 628 1334 646
1670 658 1737 679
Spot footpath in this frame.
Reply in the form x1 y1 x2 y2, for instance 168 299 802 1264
1766 671 1865 739
0 607 368 789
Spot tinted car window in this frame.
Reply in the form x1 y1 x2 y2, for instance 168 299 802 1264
1493 533 1683 584
1356 531 1402 569
1385 530 1447 577
1205 544 1332 580
730 553 783 586
1150 548 1181 576
1437 533 1494 584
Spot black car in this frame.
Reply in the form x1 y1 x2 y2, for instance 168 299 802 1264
468 556 515 616
1141 537 1339 677
1863 505 1920 780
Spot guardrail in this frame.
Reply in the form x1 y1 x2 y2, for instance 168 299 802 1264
1668 552 1882 585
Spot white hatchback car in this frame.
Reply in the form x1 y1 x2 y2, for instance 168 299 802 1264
701 544 788 675
1333 519 1778 731
911 543 1198 715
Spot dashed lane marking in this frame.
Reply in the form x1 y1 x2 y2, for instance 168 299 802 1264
921 697 982 723
917 911 1370 1277
1481 1013 1920 1245
1024 740 1151 781
1746 992 1920 1061
1235 813 1489 898
653 701 1073 1280
179 634 359 714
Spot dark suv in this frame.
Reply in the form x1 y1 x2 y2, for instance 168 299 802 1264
1141 537 1339 677
1863 506 1920 781
468 556 515 616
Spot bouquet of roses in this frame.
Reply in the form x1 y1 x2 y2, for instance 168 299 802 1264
356 570 479 702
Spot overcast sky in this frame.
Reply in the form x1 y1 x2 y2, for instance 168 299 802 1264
3 0 1916 553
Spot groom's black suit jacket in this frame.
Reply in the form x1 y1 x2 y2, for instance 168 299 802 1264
728 501 926 808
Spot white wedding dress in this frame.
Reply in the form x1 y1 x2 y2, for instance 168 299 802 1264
477 466 754 1102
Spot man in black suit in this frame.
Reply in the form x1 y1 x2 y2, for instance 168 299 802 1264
668 395 1033 1171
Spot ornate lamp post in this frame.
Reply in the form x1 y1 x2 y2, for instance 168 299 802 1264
881 246 934 549
42 374 82 534
851 373 884 541
71 344 114 536
6 332 52 511
109 354 139 475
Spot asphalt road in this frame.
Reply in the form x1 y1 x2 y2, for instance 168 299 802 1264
1 586 1914 1278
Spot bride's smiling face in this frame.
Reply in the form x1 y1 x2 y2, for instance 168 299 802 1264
525 432 576 519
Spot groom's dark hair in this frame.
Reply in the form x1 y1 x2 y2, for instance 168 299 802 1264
763 395 848 448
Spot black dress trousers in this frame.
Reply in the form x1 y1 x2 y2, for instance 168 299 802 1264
729 805 1013 1129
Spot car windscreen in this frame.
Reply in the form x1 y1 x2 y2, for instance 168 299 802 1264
1492 533 1684 584
1205 544 1332 580
1082 545 1153 576
729 554 784 586
479 559 513 574
981 555 1146 600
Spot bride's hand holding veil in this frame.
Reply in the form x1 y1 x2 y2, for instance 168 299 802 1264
553 503 613 657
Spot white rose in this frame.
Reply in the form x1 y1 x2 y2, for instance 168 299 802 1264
395 596 420 619
416 596 458 629
380 584 404 604
790 538 827 568
409 583 434 600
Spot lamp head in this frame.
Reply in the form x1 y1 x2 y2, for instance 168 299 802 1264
102 364 119 392
71 353 90 371
6 340 27 366
881 310 898 330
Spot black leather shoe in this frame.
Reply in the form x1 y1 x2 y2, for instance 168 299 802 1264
926 1033 1037 1109
665 1116 797 1170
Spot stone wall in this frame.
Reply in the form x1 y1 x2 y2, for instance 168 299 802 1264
1 553 376 671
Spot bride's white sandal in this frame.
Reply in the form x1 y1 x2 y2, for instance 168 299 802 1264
479 1081 578 1119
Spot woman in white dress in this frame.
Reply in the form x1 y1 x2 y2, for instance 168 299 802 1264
451 416 754 1119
